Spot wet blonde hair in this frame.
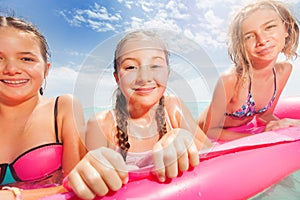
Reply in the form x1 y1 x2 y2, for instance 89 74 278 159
228 0 299 88
113 30 169 161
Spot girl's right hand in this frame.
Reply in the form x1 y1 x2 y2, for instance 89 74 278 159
66 147 128 200
152 128 199 182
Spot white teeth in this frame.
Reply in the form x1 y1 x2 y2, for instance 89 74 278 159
2 80 28 84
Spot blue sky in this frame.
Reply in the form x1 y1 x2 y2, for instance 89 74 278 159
1 0 300 108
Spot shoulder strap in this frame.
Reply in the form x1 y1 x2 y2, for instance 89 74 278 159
54 96 60 143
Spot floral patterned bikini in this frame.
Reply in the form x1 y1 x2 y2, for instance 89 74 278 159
225 68 277 118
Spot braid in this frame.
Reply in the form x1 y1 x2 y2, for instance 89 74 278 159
115 89 130 161
155 96 167 139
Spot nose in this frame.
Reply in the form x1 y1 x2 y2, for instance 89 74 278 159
136 66 152 83
1 59 21 75
256 32 268 46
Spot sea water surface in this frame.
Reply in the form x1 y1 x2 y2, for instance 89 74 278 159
83 101 300 199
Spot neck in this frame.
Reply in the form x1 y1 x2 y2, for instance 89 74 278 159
252 57 277 71
0 95 41 119
128 102 159 119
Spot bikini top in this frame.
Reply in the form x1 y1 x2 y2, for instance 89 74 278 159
225 68 277 118
111 108 173 169
0 97 63 186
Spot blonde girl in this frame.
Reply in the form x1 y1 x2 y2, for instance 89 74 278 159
199 0 299 141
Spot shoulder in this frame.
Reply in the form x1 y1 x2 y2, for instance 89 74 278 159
213 68 238 97
218 68 238 87
164 95 192 117
275 61 292 75
56 94 80 106
164 95 181 105
55 94 84 116
164 95 186 111
86 109 116 149
86 109 115 135
94 109 114 124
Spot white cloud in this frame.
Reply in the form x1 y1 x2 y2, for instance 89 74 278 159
45 67 78 97
54 0 300 108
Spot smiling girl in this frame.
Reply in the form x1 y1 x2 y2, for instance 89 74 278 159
65 30 212 200
198 0 299 141
0 16 86 199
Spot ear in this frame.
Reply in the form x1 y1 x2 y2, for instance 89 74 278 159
44 63 50 77
284 24 289 38
113 71 119 84
284 31 289 38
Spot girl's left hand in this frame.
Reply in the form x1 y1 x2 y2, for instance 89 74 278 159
265 118 300 132
152 128 199 182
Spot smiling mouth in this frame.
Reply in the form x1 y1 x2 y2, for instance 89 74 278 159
257 46 273 55
1 79 29 85
134 87 156 94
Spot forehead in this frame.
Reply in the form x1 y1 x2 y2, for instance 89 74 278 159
117 38 165 58
0 27 40 46
242 8 281 31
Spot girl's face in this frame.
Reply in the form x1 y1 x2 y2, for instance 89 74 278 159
242 9 288 67
0 27 49 102
115 39 169 109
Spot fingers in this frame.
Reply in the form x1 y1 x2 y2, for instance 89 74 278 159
68 161 107 200
175 138 189 171
185 139 199 167
67 148 128 199
152 143 166 182
68 167 96 200
94 148 129 185
152 129 200 182
265 119 293 131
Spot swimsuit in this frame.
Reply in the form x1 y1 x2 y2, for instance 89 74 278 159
225 68 277 118
111 108 173 169
0 97 63 188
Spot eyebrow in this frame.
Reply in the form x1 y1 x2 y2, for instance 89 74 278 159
120 56 165 64
17 52 37 56
243 18 278 36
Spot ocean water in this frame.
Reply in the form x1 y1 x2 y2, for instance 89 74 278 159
83 101 209 121
83 101 300 199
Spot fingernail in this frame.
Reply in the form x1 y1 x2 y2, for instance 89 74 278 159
123 176 129 184
158 176 165 182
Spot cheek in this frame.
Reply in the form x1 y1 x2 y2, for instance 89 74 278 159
118 73 135 86
155 72 169 87
244 42 254 53
27 66 45 80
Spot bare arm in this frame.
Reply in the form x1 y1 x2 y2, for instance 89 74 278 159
66 111 128 200
166 96 212 150
59 94 87 175
204 76 253 141
151 96 212 182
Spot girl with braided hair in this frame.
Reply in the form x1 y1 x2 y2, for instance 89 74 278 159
65 30 212 200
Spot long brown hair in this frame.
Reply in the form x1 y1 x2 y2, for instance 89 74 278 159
0 16 50 63
113 30 169 161
0 16 51 95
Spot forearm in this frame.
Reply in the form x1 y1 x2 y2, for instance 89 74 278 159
24 185 66 200
207 127 252 141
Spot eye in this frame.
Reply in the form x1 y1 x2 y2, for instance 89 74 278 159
244 34 255 41
266 24 276 30
21 57 35 62
124 65 137 70
151 65 162 69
